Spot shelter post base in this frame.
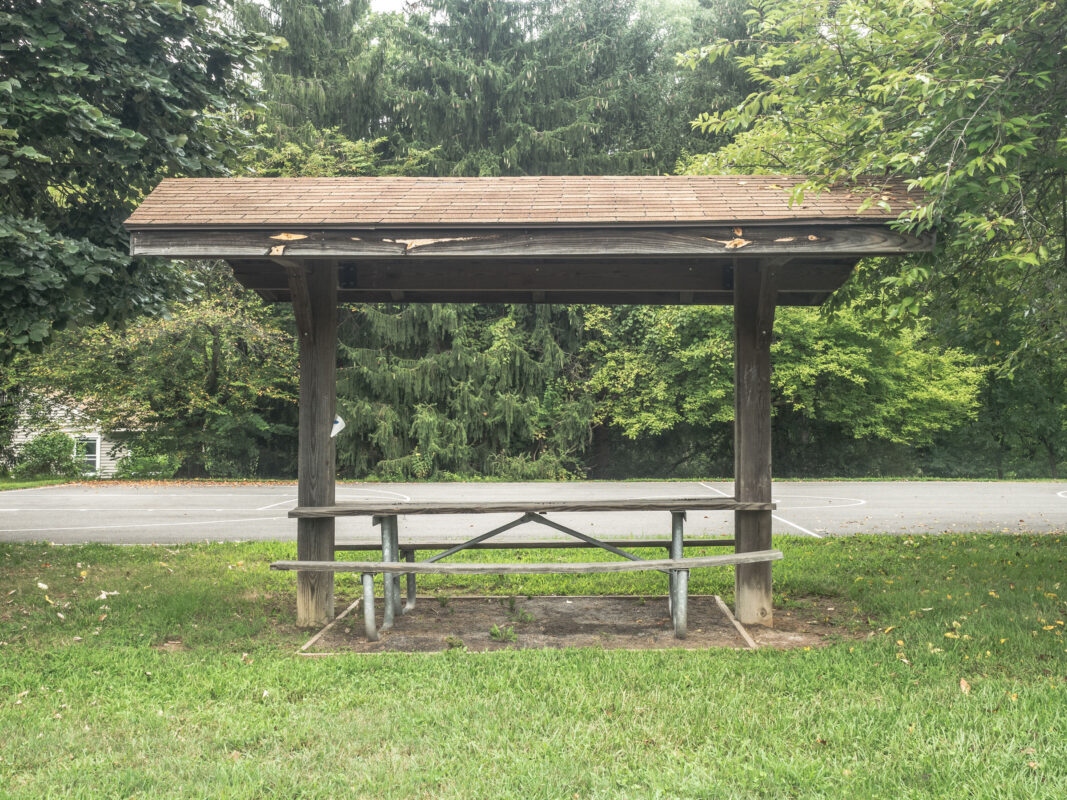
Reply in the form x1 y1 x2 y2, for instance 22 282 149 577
734 510 772 626
297 517 335 627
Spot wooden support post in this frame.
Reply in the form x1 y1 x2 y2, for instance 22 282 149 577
289 261 337 627
733 260 776 626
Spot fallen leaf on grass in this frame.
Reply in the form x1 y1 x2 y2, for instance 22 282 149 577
959 678 971 695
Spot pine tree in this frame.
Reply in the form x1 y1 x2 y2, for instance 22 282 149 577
336 304 593 478
391 0 740 175
237 0 388 142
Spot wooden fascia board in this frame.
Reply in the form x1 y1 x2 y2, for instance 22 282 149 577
129 224 933 260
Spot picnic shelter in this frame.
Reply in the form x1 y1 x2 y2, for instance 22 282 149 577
125 176 930 633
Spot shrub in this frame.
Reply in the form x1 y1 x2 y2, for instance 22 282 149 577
13 432 82 479
115 452 182 480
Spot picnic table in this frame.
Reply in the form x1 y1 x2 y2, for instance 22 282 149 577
270 497 783 641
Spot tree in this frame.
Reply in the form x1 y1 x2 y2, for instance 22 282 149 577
583 304 984 476
678 0 1067 357
337 303 594 479
236 0 390 143
0 0 268 361
390 0 745 175
12 265 298 478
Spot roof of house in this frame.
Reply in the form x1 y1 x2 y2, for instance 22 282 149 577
124 175 918 230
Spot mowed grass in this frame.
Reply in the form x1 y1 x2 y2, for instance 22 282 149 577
1 535 1064 799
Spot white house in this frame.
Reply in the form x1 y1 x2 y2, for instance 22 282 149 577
9 398 126 478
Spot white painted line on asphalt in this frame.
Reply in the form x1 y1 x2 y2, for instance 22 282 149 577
1057 490 1067 499
0 516 286 533
699 481 823 538
773 494 866 510
256 498 296 510
770 515 823 538
258 488 413 511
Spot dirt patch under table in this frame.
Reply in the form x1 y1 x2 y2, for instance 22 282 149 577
305 594 857 654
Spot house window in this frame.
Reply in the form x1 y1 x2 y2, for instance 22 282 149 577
75 436 99 473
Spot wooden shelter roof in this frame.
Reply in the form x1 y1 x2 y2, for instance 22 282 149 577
126 176 930 306
126 176 916 229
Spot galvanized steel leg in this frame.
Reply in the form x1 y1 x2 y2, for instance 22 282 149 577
381 515 397 630
388 516 403 618
669 511 685 622
361 573 379 642
672 569 688 638
402 549 416 614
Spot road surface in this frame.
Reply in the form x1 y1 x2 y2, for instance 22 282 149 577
0 480 1063 544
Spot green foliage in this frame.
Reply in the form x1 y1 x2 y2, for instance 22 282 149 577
13 265 298 478
584 304 985 475
12 432 81 479
0 0 268 360
678 0 1067 355
114 450 182 480
391 0 745 175
337 304 594 479
237 0 387 142
243 126 434 177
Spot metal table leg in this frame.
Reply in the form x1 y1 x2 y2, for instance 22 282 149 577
671 511 687 639
402 549 416 614
387 516 403 618
361 573 379 641
381 514 397 630
672 569 688 638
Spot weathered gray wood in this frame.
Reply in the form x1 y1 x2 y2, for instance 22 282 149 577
339 260 854 293
733 260 776 626
290 498 775 517
271 549 784 575
714 594 758 649
276 288 827 307
335 538 736 551
292 262 338 628
129 224 933 260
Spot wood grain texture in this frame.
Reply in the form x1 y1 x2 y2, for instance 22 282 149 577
335 538 736 551
290 498 775 517
733 260 776 626
714 594 758 650
271 550 784 575
130 224 932 260
292 262 338 628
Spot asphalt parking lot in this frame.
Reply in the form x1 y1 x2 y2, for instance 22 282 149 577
0 480 1063 545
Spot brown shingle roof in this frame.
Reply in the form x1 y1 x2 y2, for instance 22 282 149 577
125 176 918 229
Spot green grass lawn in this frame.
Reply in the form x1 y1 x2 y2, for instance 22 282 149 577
0 478 71 491
1 534 1064 799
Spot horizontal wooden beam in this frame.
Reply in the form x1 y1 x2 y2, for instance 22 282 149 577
270 549 784 575
228 258 853 305
289 498 775 517
131 224 932 259
244 288 829 306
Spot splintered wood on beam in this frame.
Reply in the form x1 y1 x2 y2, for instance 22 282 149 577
128 225 933 259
